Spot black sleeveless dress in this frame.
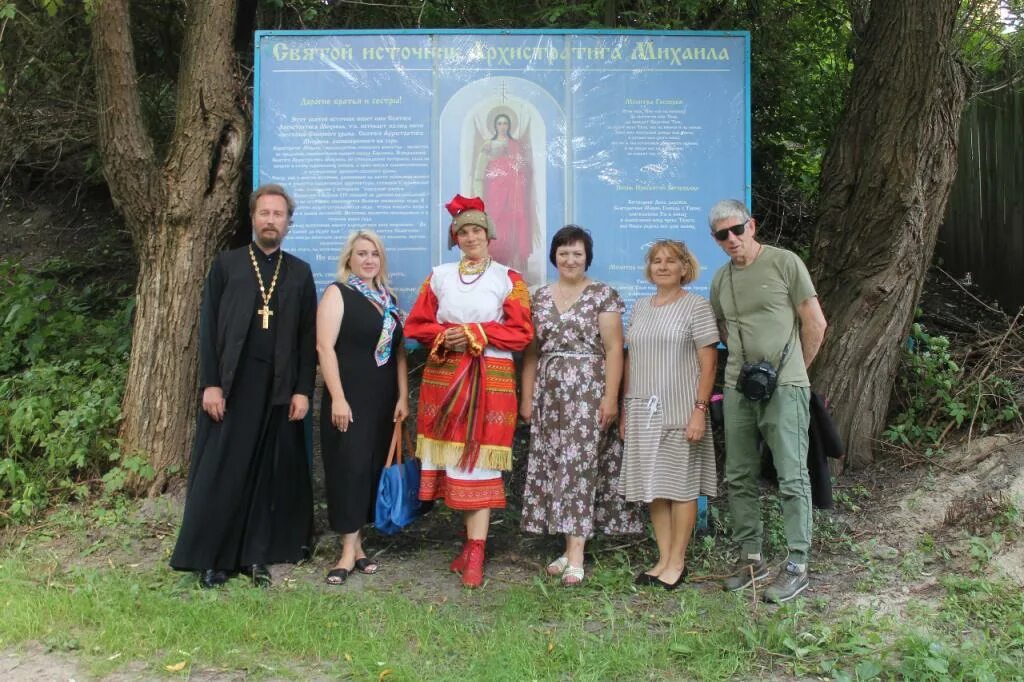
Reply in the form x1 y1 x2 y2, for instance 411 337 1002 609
320 283 403 534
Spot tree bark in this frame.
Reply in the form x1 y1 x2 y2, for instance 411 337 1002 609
810 1 969 467
91 0 249 494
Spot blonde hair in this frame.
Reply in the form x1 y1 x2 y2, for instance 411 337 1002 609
644 239 700 286
336 230 393 295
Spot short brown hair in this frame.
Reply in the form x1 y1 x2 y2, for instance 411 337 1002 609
249 183 295 218
644 239 700 286
549 225 593 270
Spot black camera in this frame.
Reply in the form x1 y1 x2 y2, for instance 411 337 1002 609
737 360 778 401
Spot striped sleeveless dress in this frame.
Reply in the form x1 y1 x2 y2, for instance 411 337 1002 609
620 294 719 502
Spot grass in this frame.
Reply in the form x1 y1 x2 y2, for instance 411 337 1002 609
1 491 1022 680
1 544 1023 679
0 552 770 680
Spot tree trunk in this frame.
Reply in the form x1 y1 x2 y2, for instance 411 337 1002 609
92 0 249 494
809 1 969 468
604 0 616 27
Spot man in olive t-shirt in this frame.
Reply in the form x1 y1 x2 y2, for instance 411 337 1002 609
708 199 827 604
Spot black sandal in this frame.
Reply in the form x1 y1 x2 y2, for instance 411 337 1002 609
354 557 379 575
325 567 349 585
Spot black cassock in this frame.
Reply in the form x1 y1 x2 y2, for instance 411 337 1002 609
171 244 316 572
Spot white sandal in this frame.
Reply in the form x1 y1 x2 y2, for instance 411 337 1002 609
546 556 569 576
561 564 585 586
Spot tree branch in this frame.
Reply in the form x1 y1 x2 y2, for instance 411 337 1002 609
90 0 159 238
162 0 246 230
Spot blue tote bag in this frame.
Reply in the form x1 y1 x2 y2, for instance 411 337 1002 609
375 422 422 534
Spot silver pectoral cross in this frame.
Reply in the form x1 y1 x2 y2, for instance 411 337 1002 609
257 304 274 329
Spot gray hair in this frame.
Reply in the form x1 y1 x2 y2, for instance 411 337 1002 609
707 199 751 229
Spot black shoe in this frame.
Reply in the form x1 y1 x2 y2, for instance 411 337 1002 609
654 565 689 591
249 563 272 587
325 567 350 585
199 569 229 589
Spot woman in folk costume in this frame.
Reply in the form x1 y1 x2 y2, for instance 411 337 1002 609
405 194 533 588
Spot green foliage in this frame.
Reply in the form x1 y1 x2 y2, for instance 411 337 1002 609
0 0 97 187
36 0 62 17
0 259 127 373
747 1 852 209
0 259 135 524
967 532 1003 573
833 482 869 513
885 321 1021 449
4 551 1018 680
958 1 1024 82
895 576 1024 680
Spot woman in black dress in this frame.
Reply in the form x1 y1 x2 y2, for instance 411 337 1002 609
316 230 408 584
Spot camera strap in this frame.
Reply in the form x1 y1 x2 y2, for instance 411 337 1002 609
728 262 798 370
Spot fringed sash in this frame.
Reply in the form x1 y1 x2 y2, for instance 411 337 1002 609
424 325 489 471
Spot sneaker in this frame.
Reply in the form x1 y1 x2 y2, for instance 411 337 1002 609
722 557 769 592
763 562 809 603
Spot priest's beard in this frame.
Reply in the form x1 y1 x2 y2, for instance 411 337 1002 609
255 228 284 251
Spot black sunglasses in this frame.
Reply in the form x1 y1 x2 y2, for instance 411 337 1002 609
712 220 749 241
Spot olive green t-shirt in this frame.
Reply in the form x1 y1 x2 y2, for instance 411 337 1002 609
709 245 817 388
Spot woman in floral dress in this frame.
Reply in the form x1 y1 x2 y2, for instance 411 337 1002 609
520 225 643 585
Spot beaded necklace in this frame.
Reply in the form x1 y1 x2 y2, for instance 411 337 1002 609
458 257 491 285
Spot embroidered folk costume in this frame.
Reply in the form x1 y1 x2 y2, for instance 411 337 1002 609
405 196 533 511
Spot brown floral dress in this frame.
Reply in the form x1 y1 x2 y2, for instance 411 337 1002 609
520 282 644 538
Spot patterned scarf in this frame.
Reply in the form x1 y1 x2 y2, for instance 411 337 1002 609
346 274 401 366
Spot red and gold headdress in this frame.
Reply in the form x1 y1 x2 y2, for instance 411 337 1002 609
445 194 497 249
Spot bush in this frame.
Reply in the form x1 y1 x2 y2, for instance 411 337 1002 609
884 321 1020 449
0 259 134 523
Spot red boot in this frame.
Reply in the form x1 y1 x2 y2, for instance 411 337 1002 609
449 539 471 573
461 539 486 588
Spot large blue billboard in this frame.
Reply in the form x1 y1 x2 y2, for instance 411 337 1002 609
255 30 750 313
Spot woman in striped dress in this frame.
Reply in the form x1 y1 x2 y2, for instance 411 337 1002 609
620 239 718 589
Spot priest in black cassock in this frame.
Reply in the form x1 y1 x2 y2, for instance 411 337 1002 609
171 183 317 588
